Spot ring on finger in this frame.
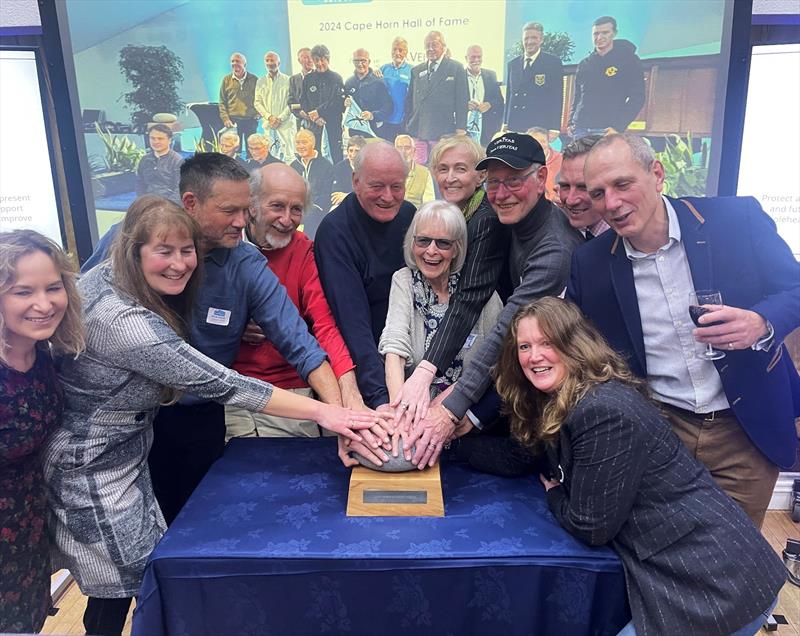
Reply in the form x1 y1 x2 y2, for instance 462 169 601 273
428 442 437 449
400 401 409 410
727 342 734 350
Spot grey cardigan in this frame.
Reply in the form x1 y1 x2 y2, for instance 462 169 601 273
43 264 273 597
378 267 502 377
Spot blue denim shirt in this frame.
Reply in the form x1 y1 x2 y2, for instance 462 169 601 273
81 224 326 382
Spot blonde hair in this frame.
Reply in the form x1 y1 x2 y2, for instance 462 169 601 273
428 134 485 174
0 229 85 363
494 297 643 449
110 195 203 340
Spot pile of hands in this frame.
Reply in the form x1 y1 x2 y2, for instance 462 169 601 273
337 366 473 470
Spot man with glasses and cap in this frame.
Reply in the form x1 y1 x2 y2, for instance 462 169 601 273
403 133 583 467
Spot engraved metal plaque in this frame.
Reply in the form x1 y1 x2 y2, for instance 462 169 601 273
363 490 428 504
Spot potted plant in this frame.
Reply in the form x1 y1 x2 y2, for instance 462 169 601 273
506 31 576 63
91 123 145 198
118 44 185 133
656 133 709 197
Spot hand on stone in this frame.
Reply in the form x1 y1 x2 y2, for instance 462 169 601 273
316 404 379 443
390 364 434 431
338 435 389 468
403 405 455 469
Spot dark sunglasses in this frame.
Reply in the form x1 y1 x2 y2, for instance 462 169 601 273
414 235 454 250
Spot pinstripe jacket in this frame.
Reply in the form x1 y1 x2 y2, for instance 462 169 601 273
546 380 785 636
43 264 273 597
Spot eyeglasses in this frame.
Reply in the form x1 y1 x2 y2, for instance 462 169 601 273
484 169 537 193
352 59 369 64
414 236 454 250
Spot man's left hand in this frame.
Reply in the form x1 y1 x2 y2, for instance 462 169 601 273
403 405 456 469
361 110 373 121
693 305 769 350
478 102 491 113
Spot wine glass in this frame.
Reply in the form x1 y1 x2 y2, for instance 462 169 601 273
688 289 725 360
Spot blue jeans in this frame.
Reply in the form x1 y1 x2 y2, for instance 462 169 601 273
615 595 778 636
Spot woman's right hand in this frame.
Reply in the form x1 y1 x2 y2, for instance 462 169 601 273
317 404 392 444
390 365 435 430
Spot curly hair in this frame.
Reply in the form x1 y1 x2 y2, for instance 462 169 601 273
0 229 85 364
494 297 643 449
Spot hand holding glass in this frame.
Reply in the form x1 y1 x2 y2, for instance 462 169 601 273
689 289 725 360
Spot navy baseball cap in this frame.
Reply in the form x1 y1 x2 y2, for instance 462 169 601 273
476 132 546 170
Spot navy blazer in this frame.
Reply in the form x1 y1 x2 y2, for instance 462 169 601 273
566 196 800 468
504 52 564 132
547 381 785 636
404 58 468 141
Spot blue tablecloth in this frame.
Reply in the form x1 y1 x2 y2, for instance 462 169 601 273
133 438 629 636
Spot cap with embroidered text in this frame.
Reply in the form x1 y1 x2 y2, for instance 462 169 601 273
476 132 546 170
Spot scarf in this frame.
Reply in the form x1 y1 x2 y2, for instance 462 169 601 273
412 269 462 395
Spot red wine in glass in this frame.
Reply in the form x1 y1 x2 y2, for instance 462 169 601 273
689 289 725 360
689 306 724 328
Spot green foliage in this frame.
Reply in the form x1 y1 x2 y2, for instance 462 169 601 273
506 32 576 63
93 122 145 173
194 133 222 154
118 45 185 132
656 133 709 197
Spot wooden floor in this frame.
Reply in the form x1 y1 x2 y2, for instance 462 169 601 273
41 511 799 636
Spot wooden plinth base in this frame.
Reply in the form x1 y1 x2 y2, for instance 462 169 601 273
346 463 444 517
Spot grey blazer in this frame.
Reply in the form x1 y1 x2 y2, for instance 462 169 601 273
546 380 785 636
43 264 273 597
404 57 468 141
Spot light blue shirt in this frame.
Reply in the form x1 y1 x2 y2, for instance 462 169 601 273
624 197 729 413
380 61 412 124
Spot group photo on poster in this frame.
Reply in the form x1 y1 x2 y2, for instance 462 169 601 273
62 0 729 235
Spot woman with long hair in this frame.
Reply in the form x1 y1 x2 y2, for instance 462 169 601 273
0 230 84 633
495 297 785 636
43 196 382 636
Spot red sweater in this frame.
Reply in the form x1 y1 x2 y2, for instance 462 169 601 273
233 232 355 388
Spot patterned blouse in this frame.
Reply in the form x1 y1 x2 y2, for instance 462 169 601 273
0 348 62 633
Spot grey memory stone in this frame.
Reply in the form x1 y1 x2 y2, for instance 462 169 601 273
352 448 419 472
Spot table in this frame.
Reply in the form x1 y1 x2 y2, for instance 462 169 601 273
133 438 629 636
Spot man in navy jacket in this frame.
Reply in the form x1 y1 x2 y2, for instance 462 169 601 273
504 22 564 134
566 133 800 528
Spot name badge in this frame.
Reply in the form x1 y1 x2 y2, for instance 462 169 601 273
420 70 429 77
206 307 231 326
463 333 478 349
445 76 454 81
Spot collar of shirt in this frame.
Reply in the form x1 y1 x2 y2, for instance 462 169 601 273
623 196 679 261
206 246 231 267
231 72 248 86
587 217 610 238
525 49 542 65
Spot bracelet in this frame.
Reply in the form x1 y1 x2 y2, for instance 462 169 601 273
440 405 459 424
417 361 437 376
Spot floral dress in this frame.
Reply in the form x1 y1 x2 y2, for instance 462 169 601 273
0 349 62 633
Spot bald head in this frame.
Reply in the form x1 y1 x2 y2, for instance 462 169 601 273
249 163 311 249
352 141 408 223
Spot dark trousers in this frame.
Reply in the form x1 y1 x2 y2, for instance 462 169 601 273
379 122 404 142
83 596 132 636
148 401 226 525
309 119 343 162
